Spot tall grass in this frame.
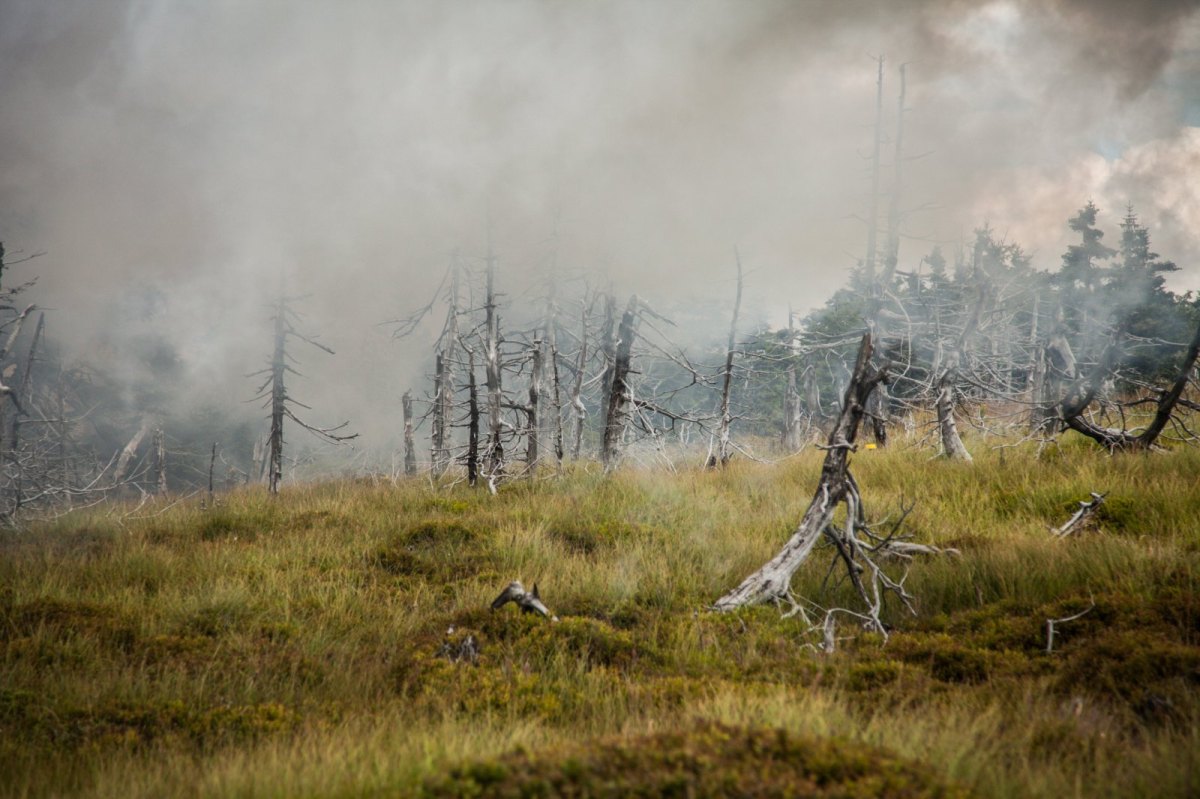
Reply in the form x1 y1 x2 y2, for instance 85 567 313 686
2 438 1198 797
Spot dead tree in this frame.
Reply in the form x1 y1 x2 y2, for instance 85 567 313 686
881 63 907 286
505 338 543 475
709 251 744 468
153 427 167 494
250 293 356 495
540 237 566 473
863 55 884 285
432 256 461 476
483 243 504 480
389 253 462 478
715 331 920 634
112 416 153 487
6 311 44 455
935 288 986 461
569 296 591 460
782 310 805 451
601 295 639 470
465 348 480 486
402 390 417 476
1059 318 1200 451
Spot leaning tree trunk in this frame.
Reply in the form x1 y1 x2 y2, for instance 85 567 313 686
714 331 888 611
1063 318 1200 452
601 295 638 471
113 416 153 488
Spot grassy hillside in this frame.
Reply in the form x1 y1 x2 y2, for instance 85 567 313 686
2 437 1198 797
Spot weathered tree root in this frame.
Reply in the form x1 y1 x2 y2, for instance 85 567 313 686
1051 492 1106 538
491 580 559 621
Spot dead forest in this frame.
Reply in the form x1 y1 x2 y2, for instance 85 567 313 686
0 62 1197 541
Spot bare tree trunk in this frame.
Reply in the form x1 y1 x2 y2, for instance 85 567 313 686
484 244 504 479
868 384 889 447
571 298 590 460
402 390 417 476
936 289 985 461
431 353 446 472
1062 319 1200 451
882 62 906 286
208 443 216 504
113 417 153 487
714 331 888 611
597 293 617 444
153 427 167 494
8 311 43 453
783 310 803 451
466 349 479 487
541 250 565 473
863 55 884 285
1134 317 1200 448
57 371 70 485
548 333 564 472
804 360 823 437
432 257 460 476
711 251 743 467
1029 346 1050 433
268 298 286 495
601 295 638 470
526 339 542 473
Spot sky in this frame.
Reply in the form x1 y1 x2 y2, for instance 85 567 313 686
1 0 1198 451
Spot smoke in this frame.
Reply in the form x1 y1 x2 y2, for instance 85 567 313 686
0 0 1197 456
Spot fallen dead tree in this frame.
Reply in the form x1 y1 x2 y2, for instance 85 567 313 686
1056 318 1200 452
713 330 952 640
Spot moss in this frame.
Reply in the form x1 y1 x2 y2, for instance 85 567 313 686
422 722 971 798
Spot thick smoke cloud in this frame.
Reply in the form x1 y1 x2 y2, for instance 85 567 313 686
0 0 1197 453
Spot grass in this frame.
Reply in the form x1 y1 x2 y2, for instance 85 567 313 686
1 436 1198 797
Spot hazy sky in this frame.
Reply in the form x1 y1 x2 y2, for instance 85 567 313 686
1 0 1198 449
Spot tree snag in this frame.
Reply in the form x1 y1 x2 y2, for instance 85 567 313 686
709 250 743 468
601 295 639 470
936 287 985 461
714 330 889 613
402 390 417 476
1061 318 1200 451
